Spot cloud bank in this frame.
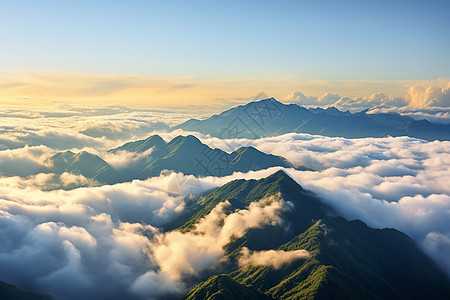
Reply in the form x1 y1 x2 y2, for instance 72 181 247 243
284 81 450 122
189 133 450 278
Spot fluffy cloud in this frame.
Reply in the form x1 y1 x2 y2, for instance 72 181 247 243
0 173 98 191
188 133 450 278
132 196 287 299
0 145 53 176
151 196 286 280
100 148 155 169
407 82 450 108
367 106 450 124
238 247 310 269
285 91 408 111
0 106 193 151
284 82 450 118
0 172 201 299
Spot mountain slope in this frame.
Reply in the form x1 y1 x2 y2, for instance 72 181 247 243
182 274 273 300
29 135 299 187
111 135 302 179
178 171 450 299
173 98 450 141
0 280 50 300
39 150 121 184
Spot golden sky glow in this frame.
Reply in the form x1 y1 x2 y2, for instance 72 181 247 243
1 72 446 111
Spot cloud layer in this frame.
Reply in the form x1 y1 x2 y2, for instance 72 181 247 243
0 105 449 298
284 81 450 121
190 133 450 278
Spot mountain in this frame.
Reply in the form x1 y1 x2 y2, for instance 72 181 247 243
38 150 121 184
173 98 450 141
182 274 273 300
109 134 303 180
31 135 299 186
176 171 450 299
0 280 50 300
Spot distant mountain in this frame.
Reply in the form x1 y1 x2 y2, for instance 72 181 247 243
173 98 450 141
109 134 302 180
39 150 121 184
0 280 50 300
31 135 299 186
175 171 450 299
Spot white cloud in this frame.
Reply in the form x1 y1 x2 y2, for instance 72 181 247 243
407 82 450 108
151 196 286 281
100 148 154 169
0 107 194 152
0 145 53 177
184 133 450 278
238 247 310 269
284 83 450 122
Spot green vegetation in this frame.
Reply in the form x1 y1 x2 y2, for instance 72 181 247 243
182 274 273 300
178 170 450 299
35 135 299 186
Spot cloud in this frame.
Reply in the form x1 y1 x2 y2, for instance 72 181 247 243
0 167 288 299
150 196 286 281
284 91 319 106
366 106 450 124
1 116 450 299
0 172 197 299
238 247 310 269
0 173 98 191
100 148 154 169
284 81 450 117
407 82 450 108
0 146 53 176
285 90 408 111
2 72 430 111
183 133 450 278
0 106 194 152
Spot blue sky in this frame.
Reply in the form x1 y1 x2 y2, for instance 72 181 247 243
0 0 449 107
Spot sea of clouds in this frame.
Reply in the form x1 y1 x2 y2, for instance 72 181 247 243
0 99 449 299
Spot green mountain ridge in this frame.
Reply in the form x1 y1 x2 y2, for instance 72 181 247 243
18 135 301 187
112 134 303 180
182 274 273 300
175 170 450 299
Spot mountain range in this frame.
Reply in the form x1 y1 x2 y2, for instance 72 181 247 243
0 280 50 300
166 170 450 299
27 135 299 186
174 98 450 141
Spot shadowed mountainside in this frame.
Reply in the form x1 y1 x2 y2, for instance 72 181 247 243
174 170 450 299
174 98 450 141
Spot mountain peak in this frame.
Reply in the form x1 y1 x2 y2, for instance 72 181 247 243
267 169 295 182
253 97 281 105
184 134 202 142
145 134 165 143
169 135 202 146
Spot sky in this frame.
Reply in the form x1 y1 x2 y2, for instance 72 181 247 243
0 0 449 108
